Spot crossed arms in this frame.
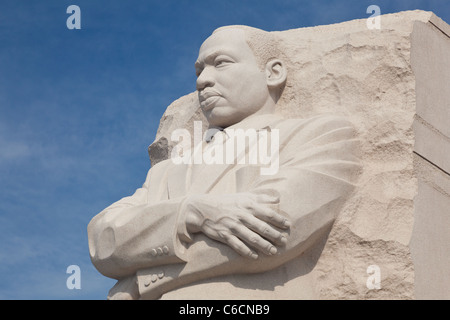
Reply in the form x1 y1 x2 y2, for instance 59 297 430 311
87 115 360 299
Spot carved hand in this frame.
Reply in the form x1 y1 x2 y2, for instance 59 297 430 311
182 193 290 259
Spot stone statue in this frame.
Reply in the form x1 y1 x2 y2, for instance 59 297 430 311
87 25 360 300
89 11 450 300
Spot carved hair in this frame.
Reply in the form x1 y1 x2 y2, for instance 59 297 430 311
212 25 284 72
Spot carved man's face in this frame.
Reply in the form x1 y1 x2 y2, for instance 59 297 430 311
195 29 272 128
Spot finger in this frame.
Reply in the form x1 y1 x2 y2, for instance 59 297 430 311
252 204 291 229
225 234 259 260
202 220 258 259
255 193 280 204
230 222 279 256
242 216 287 246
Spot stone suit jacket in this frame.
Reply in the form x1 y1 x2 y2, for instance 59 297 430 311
87 113 361 299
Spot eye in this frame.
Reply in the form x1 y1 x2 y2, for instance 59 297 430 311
214 56 234 68
215 60 228 67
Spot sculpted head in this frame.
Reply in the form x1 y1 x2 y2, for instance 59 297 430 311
195 26 287 128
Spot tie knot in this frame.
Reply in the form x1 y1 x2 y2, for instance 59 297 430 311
204 127 225 143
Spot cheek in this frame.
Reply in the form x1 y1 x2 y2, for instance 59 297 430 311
238 76 269 107
226 69 268 104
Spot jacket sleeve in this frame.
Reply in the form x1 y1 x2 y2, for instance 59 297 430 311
87 160 188 280
236 115 361 269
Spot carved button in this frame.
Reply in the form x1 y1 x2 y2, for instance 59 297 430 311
162 246 169 254
157 247 164 256
150 249 157 257
151 274 158 283
158 271 164 279
144 279 151 287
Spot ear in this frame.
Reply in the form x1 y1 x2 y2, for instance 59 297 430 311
265 59 287 88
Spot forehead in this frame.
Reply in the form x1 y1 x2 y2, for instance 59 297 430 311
196 29 254 63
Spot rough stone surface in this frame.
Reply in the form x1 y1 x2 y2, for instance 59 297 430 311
148 92 207 167
148 10 450 299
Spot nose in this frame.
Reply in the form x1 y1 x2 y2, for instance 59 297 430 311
196 66 215 91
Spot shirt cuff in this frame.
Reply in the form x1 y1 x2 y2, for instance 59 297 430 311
176 197 195 244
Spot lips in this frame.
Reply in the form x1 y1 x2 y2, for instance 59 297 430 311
199 89 222 110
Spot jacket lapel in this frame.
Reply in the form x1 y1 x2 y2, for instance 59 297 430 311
187 133 233 194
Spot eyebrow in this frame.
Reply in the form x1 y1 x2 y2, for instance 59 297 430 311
195 50 233 70
194 60 203 70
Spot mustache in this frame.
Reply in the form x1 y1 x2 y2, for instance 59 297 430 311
198 88 222 102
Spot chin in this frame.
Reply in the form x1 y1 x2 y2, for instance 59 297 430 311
204 107 242 128
206 116 233 128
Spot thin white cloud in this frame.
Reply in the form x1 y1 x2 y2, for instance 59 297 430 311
0 137 31 162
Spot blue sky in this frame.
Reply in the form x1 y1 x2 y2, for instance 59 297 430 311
0 0 449 300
